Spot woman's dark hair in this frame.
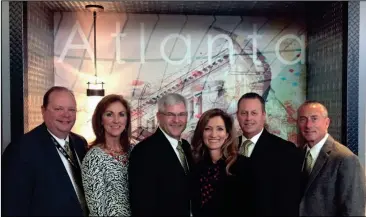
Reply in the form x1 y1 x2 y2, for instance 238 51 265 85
191 108 238 175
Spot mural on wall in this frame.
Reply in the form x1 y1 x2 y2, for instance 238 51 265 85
54 12 306 144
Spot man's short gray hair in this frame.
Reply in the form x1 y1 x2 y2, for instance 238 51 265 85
157 93 187 112
299 100 329 118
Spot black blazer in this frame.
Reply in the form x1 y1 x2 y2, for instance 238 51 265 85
2 123 88 216
191 155 254 217
237 129 303 216
129 128 194 216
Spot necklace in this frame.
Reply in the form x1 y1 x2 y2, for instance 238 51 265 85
106 148 123 155
105 149 127 165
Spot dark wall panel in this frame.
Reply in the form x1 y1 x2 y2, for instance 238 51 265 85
306 2 344 143
9 1 54 142
344 1 360 154
9 1 27 142
26 2 54 132
306 1 360 154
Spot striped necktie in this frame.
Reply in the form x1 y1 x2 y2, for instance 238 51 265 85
304 150 313 175
64 141 88 216
64 141 75 164
239 139 253 157
176 141 189 174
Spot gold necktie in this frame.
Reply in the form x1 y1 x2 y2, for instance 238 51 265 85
176 141 189 174
304 150 313 175
64 141 75 163
239 139 253 157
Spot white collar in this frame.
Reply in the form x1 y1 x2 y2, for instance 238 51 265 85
241 128 264 145
47 129 70 148
159 127 181 149
306 133 329 159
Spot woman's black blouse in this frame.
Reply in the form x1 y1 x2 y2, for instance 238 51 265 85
191 154 254 216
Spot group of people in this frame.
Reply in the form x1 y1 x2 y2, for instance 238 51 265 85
2 86 365 216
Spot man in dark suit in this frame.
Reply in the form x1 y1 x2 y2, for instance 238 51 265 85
2 86 88 216
236 92 303 216
297 100 365 216
129 93 193 216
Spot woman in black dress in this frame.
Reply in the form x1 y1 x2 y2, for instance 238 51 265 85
191 108 253 216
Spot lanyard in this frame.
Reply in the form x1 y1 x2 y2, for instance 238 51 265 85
50 136 79 170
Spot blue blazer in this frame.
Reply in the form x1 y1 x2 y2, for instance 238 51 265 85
2 123 88 216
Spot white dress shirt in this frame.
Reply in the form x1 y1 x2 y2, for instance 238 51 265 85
241 128 264 157
47 129 84 206
160 127 188 169
304 133 329 171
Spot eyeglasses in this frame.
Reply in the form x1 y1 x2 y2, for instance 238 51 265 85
160 112 188 118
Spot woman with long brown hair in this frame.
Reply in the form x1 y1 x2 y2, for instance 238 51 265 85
191 108 253 216
81 94 132 216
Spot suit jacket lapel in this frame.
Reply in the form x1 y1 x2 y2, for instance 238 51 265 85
39 124 71 177
68 135 82 168
156 128 188 174
250 129 269 159
181 140 193 171
39 124 81 204
304 136 334 195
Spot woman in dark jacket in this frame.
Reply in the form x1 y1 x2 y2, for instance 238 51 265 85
191 108 253 216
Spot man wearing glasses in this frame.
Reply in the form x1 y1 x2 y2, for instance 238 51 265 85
129 93 193 216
